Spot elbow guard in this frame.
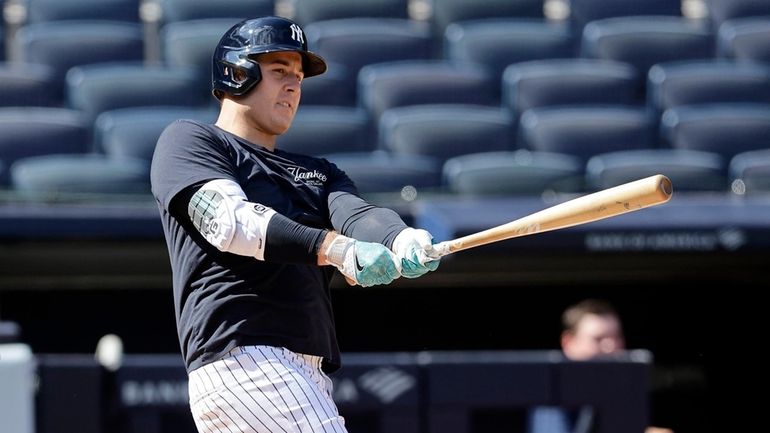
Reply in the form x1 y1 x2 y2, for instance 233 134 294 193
187 179 276 259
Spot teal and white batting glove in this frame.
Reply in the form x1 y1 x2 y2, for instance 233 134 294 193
325 235 401 287
391 227 440 279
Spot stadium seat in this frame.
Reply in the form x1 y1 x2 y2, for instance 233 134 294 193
586 149 727 192
65 64 208 122
22 0 141 23
705 0 770 29
304 18 434 78
160 18 243 78
729 149 770 194
444 18 575 83
718 17 770 63
357 60 497 127
430 0 545 41
501 58 641 120
298 61 356 106
275 106 370 155
0 63 61 107
14 21 144 84
321 151 442 194
647 60 770 118
10 154 150 195
519 106 655 160
292 0 409 26
0 21 4 62
0 107 90 184
661 104 770 160
569 0 682 32
379 104 514 163
580 16 715 78
94 107 217 160
158 0 274 23
442 150 584 195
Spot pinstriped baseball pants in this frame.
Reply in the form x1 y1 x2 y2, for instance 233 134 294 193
188 346 348 433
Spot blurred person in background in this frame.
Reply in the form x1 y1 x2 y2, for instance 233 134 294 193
527 299 673 433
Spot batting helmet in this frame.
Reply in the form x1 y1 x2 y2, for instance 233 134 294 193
211 16 327 99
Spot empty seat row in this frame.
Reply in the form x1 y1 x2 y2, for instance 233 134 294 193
7 144 770 198
8 0 272 24
2 102 767 179
4 13 770 114
5 55 769 152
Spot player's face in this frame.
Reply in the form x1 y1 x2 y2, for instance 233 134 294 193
241 51 304 136
561 313 625 360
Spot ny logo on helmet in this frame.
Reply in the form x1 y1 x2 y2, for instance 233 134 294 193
289 24 304 44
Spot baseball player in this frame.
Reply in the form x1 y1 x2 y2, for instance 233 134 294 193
150 16 440 433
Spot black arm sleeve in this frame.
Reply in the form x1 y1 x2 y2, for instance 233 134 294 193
264 213 328 264
328 191 408 249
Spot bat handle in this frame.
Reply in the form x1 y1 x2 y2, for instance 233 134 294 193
424 241 453 262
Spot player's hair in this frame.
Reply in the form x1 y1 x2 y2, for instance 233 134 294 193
561 299 620 333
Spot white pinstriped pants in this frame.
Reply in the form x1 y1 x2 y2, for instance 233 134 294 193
188 345 348 433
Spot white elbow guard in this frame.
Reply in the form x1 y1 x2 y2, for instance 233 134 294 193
187 179 276 259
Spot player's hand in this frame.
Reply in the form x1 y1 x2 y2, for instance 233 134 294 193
392 227 440 278
325 235 401 287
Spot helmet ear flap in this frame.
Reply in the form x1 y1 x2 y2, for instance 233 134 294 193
212 58 262 99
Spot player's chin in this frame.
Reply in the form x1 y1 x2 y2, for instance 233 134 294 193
271 118 295 135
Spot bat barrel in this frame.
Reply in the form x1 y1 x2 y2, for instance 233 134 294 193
429 174 673 258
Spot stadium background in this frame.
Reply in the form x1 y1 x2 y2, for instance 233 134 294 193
1 0 769 432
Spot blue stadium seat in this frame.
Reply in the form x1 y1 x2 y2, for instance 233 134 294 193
519 106 655 160
0 21 4 62
357 60 496 127
379 104 514 163
729 149 770 194
569 0 682 32
718 17 770 63
661 103 770 160
586 149 727 191
160 18 243 78
304 18 434 78
0 107 90 184
647 60 770 118
14 21 144 84
444 18 575 83
292 0 409 26
0 63 61 107
501 58 641 120
321 151 442 194
65 64 208 122
158 0 274 23
10 154 150 195
299 61 356 106
275 106 370 155
705 0 770 29
580 16 715 78
22 0 141 23
430 0 544 41
442 150 584 195
94 107 217 161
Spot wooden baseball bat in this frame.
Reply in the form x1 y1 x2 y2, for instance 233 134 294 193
427 174 673 258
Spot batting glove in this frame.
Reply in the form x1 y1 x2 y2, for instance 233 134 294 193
392 227 440 279
325 235 401 287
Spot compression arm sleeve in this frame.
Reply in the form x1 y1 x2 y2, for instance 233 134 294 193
187 179 326 263
328 191 408 249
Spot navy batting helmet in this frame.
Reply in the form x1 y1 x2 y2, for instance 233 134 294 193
211 16 327 99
